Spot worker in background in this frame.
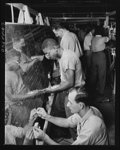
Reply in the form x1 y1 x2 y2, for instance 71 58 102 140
32 90 108 145
52 22 83 59
83 25 95 89
89 25 110 102
40 38 85 140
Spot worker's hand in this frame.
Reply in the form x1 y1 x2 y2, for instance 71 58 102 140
29 108 38 121
23 127 35 145
44 54 50 59
31 55 44 61
37 55 44 61
25 127 34 140
44 87 53 94
37 107 47 119
44 85 59 94
33 126 45 140
33 58 40 64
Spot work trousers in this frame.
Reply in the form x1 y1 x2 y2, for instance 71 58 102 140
46 91 72 139
89 51 106 97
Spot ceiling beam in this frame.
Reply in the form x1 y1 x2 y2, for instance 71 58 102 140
6 3 38 16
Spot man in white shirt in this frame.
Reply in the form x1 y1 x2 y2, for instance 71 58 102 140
40 38 85 139
84 27 95 70
32 89 108 145
83 27 95 91
52 22 83 58
41 38 85 93
89 26 109 102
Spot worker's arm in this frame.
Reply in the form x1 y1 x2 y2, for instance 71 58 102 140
24 108 38 131
31 55 44 61
44 69 74 93
33 126 60 145
37 107 71 128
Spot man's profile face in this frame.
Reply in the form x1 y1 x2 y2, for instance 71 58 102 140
67 97 80 114
53 29 62 38
67 90 80 113
43 47 57 60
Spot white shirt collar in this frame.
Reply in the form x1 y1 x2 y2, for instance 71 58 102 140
80 108 94 123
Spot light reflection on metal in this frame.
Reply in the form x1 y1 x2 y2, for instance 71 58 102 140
10 3 14 23
50 17 114 20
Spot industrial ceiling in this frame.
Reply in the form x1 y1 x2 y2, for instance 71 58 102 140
4 0 116 24
26 0 116 16
25 0 116 24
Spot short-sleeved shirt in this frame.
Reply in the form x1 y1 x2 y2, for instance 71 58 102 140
59 50 85 88
5 125 24 144
84 32 93 51
91 35 109 52
67 106 108 145
60 31 83 57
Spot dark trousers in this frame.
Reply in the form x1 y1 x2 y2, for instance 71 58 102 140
46 91 76 140
85 51 92 87
89 51 106 98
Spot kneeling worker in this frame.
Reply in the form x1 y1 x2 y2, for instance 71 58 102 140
33 90 108 145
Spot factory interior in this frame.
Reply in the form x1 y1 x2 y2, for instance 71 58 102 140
3 0 118 146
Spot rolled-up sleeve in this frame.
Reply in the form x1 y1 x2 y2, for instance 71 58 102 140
67 114 81 128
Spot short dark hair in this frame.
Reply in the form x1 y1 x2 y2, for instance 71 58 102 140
86 24 96 34
94 25 104 36
52 22 68 30
75 93 89 106
41 38 58 50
